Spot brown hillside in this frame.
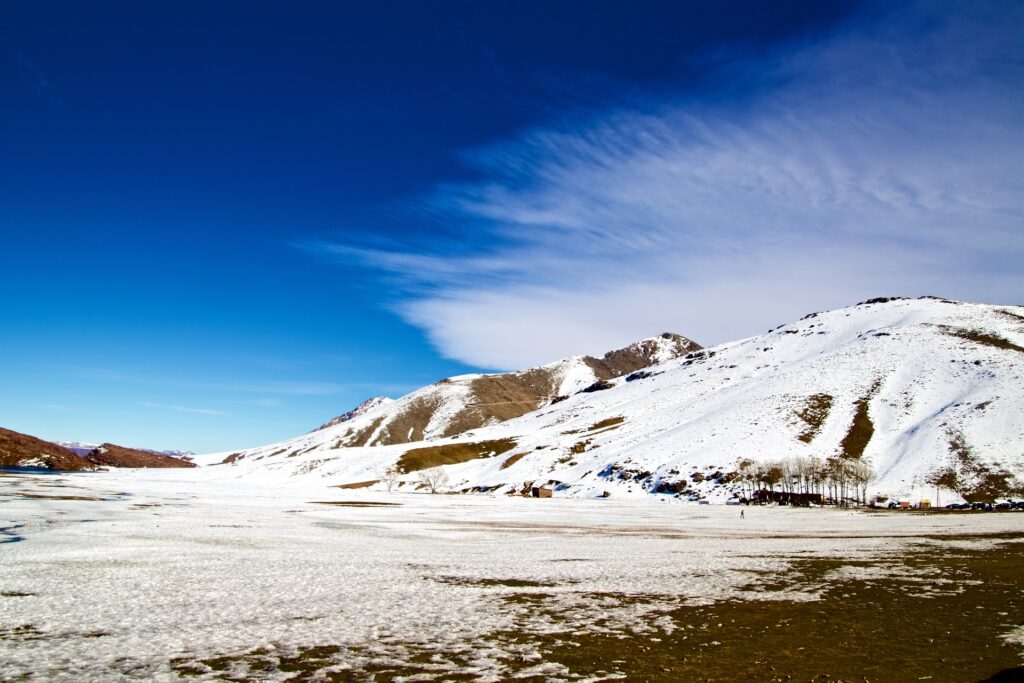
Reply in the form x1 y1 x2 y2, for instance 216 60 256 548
0 428 93 470
85 443 196 468
330 333 702 448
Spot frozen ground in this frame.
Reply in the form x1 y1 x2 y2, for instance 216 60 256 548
1 467 1021 681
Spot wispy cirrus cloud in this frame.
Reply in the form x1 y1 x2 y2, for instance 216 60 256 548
316 1 1024 369
65 366 407 396
139 402 226 416
35 403 77 412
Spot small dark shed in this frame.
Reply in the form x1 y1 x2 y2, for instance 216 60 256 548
530 480 562 498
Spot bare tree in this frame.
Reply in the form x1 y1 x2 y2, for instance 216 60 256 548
417 467 449 494
380 465 400 492
736 459 757 498
763 463 784 494
849 459 875 505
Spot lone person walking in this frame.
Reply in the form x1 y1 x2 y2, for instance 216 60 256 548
740 509 745 519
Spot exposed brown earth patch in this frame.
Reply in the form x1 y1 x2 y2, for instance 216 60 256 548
499 452 529 470
432 576 558 588
943 326 1024 353
396 439 517 473
930 430 1024 502
997 308 1024 324
839 382 880 459
795 393 833 443
310 501 400 508
0 624 44 642
16 492 106 501
345 416 386 447
332 480 378 490
586 416 625 433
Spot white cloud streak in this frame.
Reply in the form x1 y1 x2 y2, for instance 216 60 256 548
139 402 227 416
323 1 1024 368
67 366 410 396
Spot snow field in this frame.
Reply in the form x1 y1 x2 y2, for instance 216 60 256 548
1 467 1021 681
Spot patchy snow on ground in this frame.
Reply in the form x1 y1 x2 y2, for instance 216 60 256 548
1 467 1020 681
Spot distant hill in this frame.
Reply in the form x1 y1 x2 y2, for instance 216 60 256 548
56 441 195 460
1 429 195 470
83 443 196 469
0 428 93 470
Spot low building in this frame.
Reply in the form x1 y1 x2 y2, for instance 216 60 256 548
531 480 562 498
751 489 825 506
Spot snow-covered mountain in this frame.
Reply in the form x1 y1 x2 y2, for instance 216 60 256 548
158 449 195 459
55 441 100 456
304 332 700 446
196 298 1024 503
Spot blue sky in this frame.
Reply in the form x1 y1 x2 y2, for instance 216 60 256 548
2 1 1021 452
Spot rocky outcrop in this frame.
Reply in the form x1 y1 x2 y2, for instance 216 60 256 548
582 333 702 379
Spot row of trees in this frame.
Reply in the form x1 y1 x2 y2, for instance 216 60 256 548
377 457 878 502
735 456 875 506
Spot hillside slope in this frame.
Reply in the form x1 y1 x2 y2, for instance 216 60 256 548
1 429 198 470
0 428 93 470
302 332 700 448
84 443 196 469
199 298 1024 503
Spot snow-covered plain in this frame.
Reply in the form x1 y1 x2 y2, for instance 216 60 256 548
1 467 1021 681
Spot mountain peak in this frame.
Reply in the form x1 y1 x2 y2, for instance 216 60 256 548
578 333 702 380
313 396 395 432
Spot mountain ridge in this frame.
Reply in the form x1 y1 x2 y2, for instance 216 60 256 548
1 429 196 470
196 297 1024 504
307 332 700 447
